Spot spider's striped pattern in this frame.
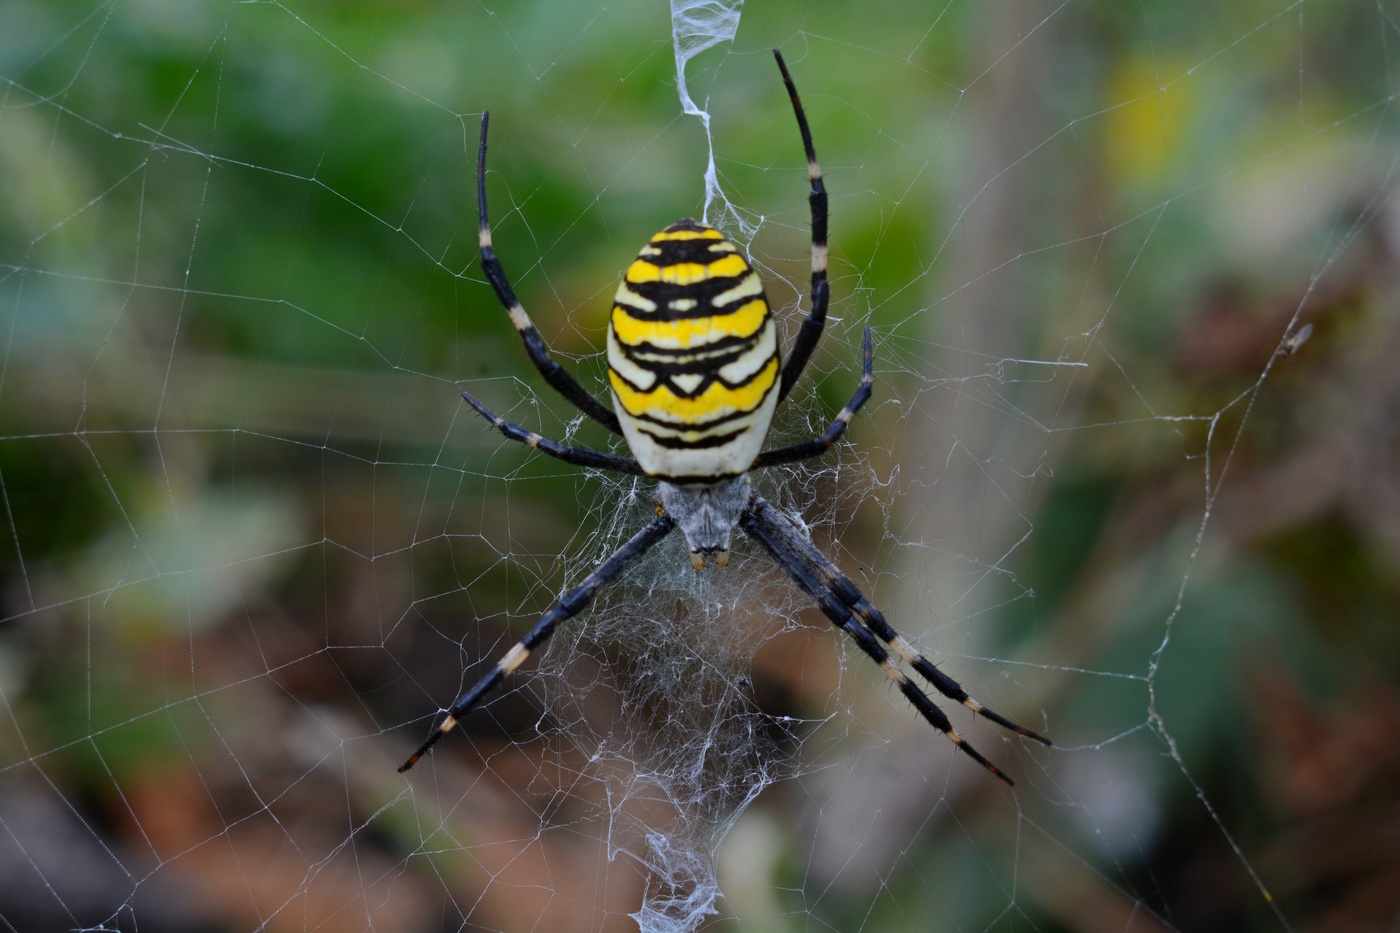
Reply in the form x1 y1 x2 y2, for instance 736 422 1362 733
399 51 1049 784
607 220 780 480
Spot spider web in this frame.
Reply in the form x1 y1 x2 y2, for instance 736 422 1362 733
3 1 1400 931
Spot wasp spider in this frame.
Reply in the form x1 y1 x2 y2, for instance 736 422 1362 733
400 50 1049 784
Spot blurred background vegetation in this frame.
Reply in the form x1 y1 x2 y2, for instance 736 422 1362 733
2 1 1399 931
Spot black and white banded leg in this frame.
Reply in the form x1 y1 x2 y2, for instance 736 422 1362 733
746 498 1049 744
739 495 1049 785
461 389 644 475
476 112 623 435
753 326 873 469
399 513 676 772
772 49 829 404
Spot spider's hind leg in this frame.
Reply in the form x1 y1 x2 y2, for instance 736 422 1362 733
771 49 830 404
474 111 623 435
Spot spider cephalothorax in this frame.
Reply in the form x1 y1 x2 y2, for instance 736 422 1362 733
399 50 1049 784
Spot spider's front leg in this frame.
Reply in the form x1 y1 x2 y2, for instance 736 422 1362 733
740 495 1049 785
399 513 675 772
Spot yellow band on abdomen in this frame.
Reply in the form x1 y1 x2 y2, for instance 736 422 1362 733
609 355 778 423
610 298 769 349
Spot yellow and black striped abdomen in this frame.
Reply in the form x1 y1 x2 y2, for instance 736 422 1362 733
606 219 780 481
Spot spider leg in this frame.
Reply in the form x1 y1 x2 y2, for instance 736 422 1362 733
740 498 1021 786
747 497 1050 746
476 112 623 435
462 389 644 476
752 326 873 469
400 513 675 772
772 50 829 405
